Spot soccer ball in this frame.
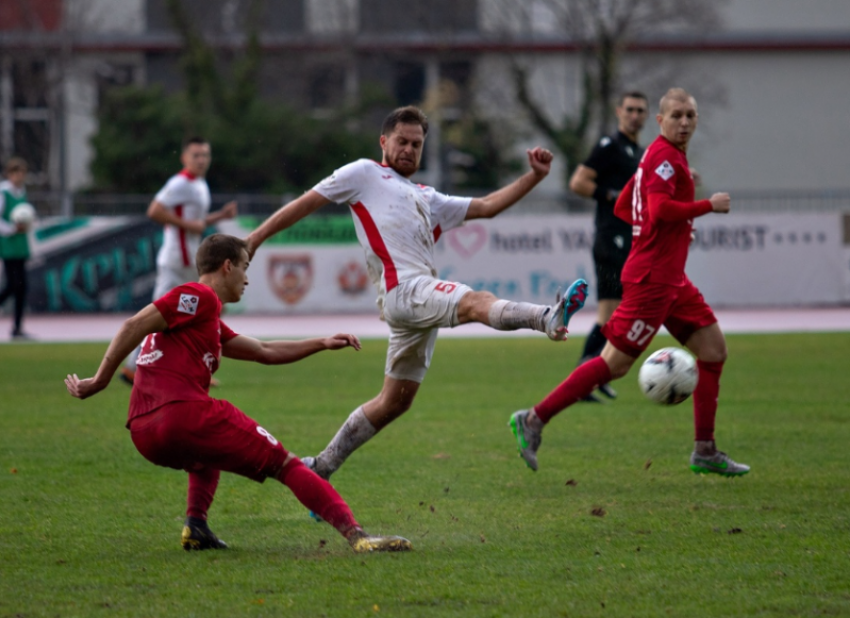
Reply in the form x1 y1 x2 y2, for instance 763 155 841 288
10 202 36 229
637 347 698 405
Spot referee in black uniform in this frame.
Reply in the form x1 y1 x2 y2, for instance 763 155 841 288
569 91 648 402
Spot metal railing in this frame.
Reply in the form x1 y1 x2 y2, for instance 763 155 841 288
24 189 850 218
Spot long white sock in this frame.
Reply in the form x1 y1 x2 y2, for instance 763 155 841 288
314 407 377 478
488 300 549 332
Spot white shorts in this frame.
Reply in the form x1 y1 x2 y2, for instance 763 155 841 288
382 275 472 383
154 264 198 300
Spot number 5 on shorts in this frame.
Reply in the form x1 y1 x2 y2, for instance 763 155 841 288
435 281 457 294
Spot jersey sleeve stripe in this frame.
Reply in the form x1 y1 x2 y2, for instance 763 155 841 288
350 201 399 292
174 204 191 267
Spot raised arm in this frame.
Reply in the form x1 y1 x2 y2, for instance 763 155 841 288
245 190 329 257
65 304 168 399
465 147 553 220
222 332 361 364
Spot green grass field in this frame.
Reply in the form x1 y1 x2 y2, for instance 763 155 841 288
1 333 849 617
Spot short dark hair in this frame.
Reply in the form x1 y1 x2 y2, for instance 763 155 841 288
618 91 648 106
196 234 248 275
381 106 429 137
182 136 209 151
4 157 27 175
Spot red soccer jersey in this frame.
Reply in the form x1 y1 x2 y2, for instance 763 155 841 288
128 282 238 423
620 136 705 286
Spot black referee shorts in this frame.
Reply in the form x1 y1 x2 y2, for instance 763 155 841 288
592 234 630 301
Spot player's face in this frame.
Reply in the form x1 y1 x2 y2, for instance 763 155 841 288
616 97 648 138
6 169 26 189
181 143 212 177
380 123 425 177
657 97 698 151
226 251 250 302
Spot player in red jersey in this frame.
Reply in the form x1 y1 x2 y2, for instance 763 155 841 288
65 234 412 553
509 88 749 477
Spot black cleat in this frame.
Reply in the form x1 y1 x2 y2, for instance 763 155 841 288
597 383 618 399
580 392 603 403
181 518 228 551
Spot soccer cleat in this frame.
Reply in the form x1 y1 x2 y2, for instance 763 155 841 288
508 410 542 471
597 383 618 399
348 529 412 553
181 519 228 551
544 279 588 341
689 450 750 477
562 278 589 329
580 392 603 403
119 366 135 386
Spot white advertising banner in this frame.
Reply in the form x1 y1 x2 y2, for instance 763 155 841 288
220 212 848 315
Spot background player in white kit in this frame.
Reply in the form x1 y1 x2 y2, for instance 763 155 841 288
247 106 588 481
121 137 237 385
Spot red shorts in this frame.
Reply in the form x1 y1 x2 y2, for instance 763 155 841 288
129 399 289 482
602 279 717 358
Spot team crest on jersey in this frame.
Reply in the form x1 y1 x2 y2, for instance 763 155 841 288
655 160 675 181
337 260 369 296
268 254 313 305
178 294 199 314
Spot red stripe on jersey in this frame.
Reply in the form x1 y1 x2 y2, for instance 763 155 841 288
174 204 190 267
350 201 399 292
433 224 442 242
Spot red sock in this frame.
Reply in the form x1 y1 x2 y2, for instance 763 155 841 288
535 356 612 423
693 359 723 441
277 458 360 536
187 467 220 520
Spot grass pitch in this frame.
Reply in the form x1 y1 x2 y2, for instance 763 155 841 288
1 332 849 617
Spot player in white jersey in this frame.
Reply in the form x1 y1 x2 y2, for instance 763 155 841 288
121 137 238 385
247 106 588 480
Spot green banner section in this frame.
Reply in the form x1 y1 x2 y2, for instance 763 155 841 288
236 215 357 245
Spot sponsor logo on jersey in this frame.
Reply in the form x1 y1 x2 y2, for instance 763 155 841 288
178 293 199 314
268 254 313 305
338 260 369 296
655 161 675 181
137 350 164 366
600 137 611 147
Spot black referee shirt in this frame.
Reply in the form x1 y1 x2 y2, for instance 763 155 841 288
583 130 643 238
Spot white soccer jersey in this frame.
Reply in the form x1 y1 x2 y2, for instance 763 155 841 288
314 159 470 296
154 170 211 269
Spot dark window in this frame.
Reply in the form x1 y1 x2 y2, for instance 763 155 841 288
360 0 477 33
12 60 49 108
96 64 137 107
394 62 425 106
14 120 49 175
146 0 304 34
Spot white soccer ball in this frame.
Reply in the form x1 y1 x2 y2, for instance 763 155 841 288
10 202 36 228
638 347 698 405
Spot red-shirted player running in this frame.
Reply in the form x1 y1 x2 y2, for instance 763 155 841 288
65 234 412 553
509 88 749 477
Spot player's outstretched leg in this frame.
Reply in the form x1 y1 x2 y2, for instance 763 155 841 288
181 516 228 550
508 409 543 471
544 279 588 341
689 441 750 477
278 457 412 552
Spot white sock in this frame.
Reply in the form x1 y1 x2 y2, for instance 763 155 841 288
315 407 377 477
488 300 548 332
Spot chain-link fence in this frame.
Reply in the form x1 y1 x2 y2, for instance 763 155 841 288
23 189 850 219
